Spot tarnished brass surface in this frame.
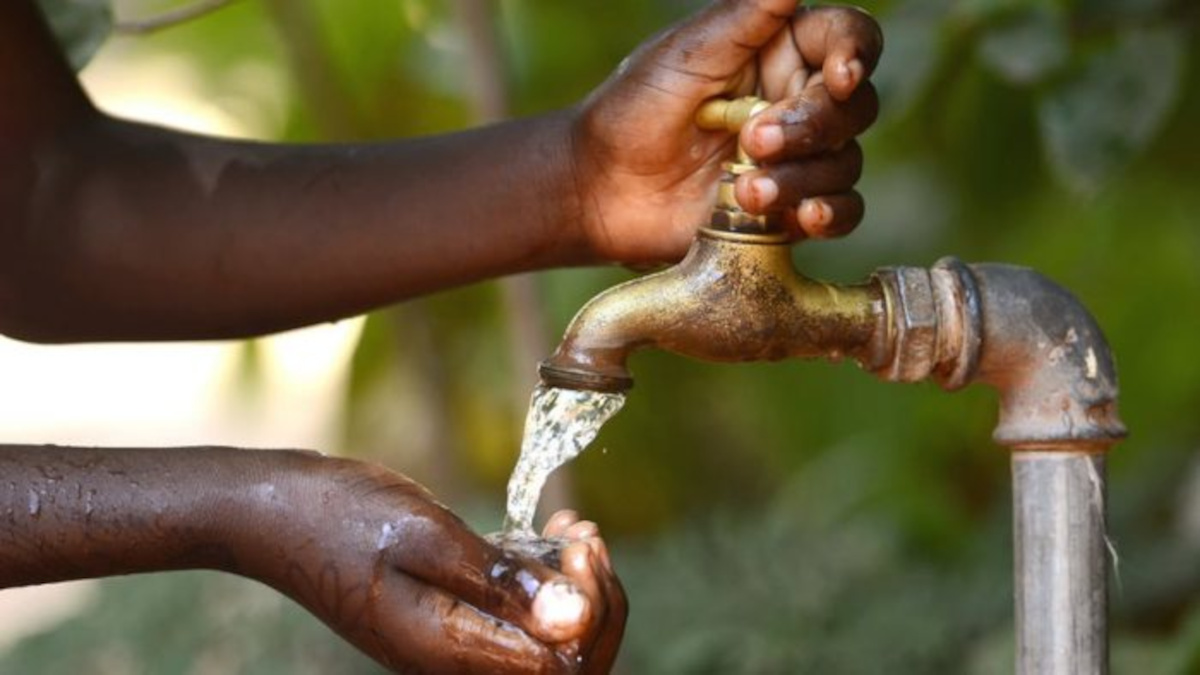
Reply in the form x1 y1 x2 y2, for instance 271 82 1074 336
696 96 776 232
695 96 770 134
539 231 889 392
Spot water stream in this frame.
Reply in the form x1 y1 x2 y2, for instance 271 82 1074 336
497 385 625 544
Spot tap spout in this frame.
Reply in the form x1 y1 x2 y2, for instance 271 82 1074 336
538 229 891 393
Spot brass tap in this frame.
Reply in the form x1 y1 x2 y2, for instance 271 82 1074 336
538 95 1126 451
539 96 892 392
537 229 890 392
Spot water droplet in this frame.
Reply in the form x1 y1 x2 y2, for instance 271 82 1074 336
376 522 400 551
27 489 40 518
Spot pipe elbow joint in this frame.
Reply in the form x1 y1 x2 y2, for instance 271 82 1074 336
967 263 1127 449
880 258 1127 449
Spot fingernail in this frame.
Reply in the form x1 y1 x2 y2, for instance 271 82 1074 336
843 59 864 88
533 580 588 633
800 198 831 228
754 124 784 155
750 176 778 209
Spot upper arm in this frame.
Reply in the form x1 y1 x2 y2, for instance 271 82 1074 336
0 0 95 142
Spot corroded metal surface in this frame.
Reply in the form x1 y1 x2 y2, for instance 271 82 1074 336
539 229 889 392
873 266 937 382
875 259 1126 449
965 263 1126 449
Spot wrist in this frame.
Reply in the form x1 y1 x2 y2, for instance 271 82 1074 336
529 106 602 266
217 448 333 585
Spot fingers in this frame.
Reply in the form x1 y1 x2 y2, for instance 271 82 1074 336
733 85 870 242
648 0 799 84
757 12 807 101
734 141 862 212
366 571 571 675
544 510 611 573
542 509 581 538
558 531 627 675
792 6 884 101
740 82 878 162
790 191 865 239
385 507 588 644
531 576 595 643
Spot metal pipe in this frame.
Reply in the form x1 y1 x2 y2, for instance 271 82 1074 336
879 259 1124 673
1013 451 1108 675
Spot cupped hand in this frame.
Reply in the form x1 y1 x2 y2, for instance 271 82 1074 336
244 456 625 674
570 0 883 265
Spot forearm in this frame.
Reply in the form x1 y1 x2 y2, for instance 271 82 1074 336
1 109 587 342
0 444 298 587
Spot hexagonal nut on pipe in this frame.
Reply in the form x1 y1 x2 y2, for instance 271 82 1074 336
875 267 938 382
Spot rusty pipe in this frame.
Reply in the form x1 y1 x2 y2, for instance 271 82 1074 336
877 257 1124 674
538 229 891 392
876 258 1126 448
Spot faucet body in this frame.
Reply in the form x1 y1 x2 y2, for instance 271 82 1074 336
539 229 887 393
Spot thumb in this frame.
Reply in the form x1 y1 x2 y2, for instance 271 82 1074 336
653 0 799 84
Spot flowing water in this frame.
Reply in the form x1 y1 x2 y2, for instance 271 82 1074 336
498 385 626 541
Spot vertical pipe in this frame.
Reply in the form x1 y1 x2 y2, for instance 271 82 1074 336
1013 451 1108 675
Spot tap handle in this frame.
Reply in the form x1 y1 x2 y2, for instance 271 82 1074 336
695 96 780 234
695 96 769 133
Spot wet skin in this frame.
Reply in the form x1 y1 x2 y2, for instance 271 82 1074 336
0 446 625 674
0 0 880 672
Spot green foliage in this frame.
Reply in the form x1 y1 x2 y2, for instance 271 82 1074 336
1037 25 1186 193
0 572 386 674
38 0 112 70
615 451 1013 673
15 0 1200 671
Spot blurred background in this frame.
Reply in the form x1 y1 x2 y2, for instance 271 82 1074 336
2 0 1199 672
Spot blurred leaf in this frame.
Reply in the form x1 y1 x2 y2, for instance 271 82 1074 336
977 6 1068 85
615 449 1012 673
0 573 386 674
872 0 953 121
1037 26 1186 193
1081 0 1174 21
38 0 112 70
955 0 1049 21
